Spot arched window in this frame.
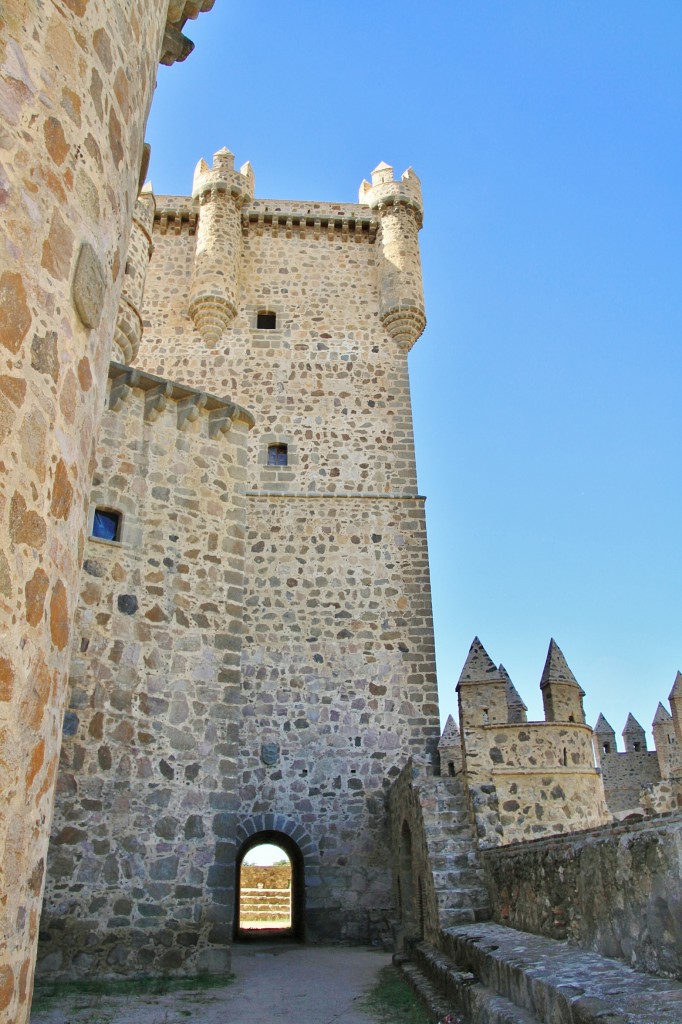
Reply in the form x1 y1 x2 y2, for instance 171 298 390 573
267 443 288 467
92 507 122 542
257 310 277 330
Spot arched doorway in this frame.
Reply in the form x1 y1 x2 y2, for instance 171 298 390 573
234 830 305 942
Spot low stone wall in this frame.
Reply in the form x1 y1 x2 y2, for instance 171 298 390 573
481 812 682 979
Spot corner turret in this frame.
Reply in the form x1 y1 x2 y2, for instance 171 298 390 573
359 162 426 350
652 701 678 778
540 639 586 724
622 712 647 753
668 671 682 740
113 183 155 364
593 713 617 759
456 637 507 729
438 714 463 776
189 147 255 346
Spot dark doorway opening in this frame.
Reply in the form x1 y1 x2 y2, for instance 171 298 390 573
234 830 305 942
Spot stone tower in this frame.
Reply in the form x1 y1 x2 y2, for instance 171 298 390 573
540 638 586 723
38 149 442 970
622 712 647 753
189 148 255 345
594 713 617 757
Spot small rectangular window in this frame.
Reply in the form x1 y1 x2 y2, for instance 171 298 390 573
267 444 288 467
257 311 277 330
92 508 121 542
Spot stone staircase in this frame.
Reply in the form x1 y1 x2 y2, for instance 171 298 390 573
396 923 682 1024
418 772 490 930
239 887 291 926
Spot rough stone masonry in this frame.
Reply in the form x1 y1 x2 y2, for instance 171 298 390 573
36 152 442 977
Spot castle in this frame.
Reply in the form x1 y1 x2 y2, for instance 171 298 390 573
2 6 681 1024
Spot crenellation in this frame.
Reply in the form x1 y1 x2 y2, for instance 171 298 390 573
456 638 609 847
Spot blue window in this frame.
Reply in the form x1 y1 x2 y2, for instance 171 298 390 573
267 444 288 467
92 508 121 542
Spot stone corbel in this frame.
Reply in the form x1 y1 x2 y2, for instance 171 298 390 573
177 392 208 431
208 404 237 439
159 23 194 66
144 382 173 422
109 368 137 411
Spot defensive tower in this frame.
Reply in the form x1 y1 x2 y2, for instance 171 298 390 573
189 147 255 345
360 163 426 350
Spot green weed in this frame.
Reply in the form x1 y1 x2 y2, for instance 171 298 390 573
363 965 433 1024
31 972 233 1012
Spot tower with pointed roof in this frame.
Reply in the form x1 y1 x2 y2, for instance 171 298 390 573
540 638 586 724
652 701 678 778
594 713 617 757
455 637 609 846
622 712 648 753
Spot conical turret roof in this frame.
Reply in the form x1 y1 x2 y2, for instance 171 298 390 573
457 637 502 688
668 670 682 702
540 638 584 694
594 713 615 735
653 701 673 725
622 712 645 736
499 664 528 715
438 714 460 747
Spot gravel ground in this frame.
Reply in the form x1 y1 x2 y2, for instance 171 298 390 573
30 944 394 1024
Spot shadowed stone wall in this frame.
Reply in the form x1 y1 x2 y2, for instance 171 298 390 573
37 366 252 980
481 813 682 980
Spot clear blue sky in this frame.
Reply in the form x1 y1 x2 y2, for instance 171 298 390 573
147 1 682 743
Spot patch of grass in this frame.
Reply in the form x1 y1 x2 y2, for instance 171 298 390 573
31 972 233 1012
363 965 433 1024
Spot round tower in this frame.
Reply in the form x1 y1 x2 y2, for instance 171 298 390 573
359 162 426 350
189 147 254 346
113 183 155 364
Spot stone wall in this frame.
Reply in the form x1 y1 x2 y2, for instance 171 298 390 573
599 750 662 814
388 759 445 946
37 365 252 980
1 4 215 1019
241 865 291 890
481 813 682 980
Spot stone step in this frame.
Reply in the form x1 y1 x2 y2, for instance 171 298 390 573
393 953 454 1021
396 946 542 1024
438 923 682 1024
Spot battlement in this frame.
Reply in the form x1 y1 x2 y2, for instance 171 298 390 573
454 638 609 846
594 670 682 816
192 146 255 203
359 162 424 224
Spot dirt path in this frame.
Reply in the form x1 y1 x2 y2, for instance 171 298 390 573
30 944 394 1024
